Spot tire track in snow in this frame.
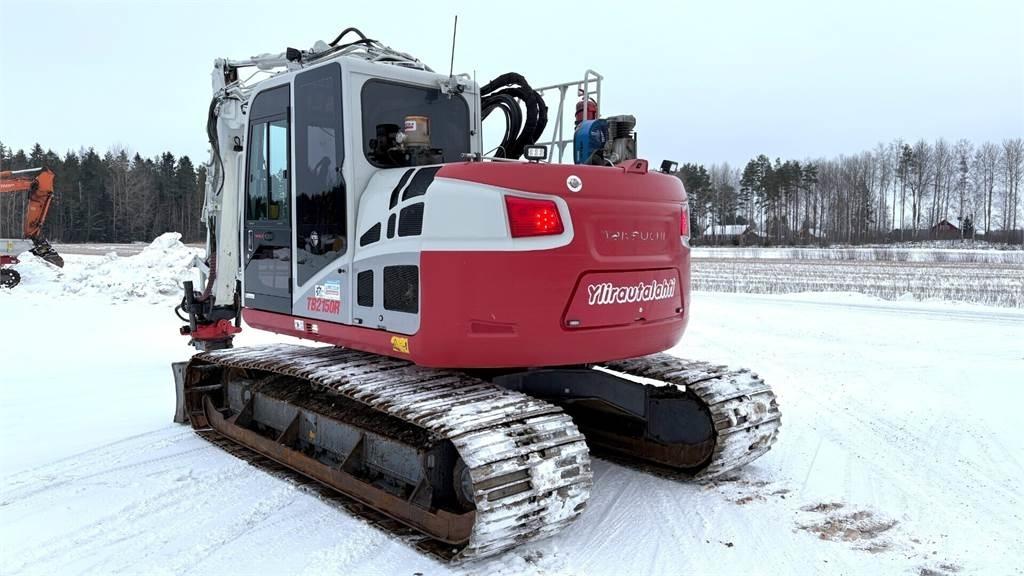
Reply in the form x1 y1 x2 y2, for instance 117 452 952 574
0 442 213 506
2 461 257 575
2 426 194 487
171 485 301 575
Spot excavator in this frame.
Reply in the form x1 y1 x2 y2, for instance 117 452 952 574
172 28 781 561
0 167 64 288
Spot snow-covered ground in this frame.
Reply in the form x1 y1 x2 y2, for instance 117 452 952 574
692 244 1024 263
1 242 1022 576
692 258 1024 307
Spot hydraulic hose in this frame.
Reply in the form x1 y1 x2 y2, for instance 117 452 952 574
480 73 548 159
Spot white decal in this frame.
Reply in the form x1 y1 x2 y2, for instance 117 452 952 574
566 174 583 192
586 279 676 306
404 120 417 131
313 281 342 302
322 280 341 301
293 319 305 330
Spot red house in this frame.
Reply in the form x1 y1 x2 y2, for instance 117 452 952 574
930 218 960 240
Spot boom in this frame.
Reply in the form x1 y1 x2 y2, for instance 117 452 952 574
0 168 64 279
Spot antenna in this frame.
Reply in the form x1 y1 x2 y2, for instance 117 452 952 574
448 15 458 78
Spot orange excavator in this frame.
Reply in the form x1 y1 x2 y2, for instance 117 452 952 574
0 167 64 288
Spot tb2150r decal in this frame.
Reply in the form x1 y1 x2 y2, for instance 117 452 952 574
307 297 340 314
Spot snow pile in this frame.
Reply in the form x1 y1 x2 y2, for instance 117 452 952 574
3 232 198 303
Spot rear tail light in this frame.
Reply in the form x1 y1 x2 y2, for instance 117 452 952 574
505 196 564 238
680 205 690 239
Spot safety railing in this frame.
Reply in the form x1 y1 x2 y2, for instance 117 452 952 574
533 70 603 164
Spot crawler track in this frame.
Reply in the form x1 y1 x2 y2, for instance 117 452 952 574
195 430 474 561
600 353 781 478
181 345 779 561
184 344 592 561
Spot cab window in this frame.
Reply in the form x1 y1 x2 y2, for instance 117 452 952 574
246 85 290 223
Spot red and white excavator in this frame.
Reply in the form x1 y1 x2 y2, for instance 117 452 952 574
0 167 64 288
173 28 780 561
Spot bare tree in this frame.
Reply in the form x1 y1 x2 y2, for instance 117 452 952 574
1001 138 1023 240
973 142 1000 235
929 139 952 231
954 139 973 235
875 142 893 237
909 140 934 236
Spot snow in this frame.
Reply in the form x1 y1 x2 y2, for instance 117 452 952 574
692 246 1024 264
2 252 1023 576
692 255 1024 307
7 232 199 302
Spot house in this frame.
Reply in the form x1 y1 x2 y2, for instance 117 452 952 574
930 218 960 240
798 226 826 242
701 224 759 246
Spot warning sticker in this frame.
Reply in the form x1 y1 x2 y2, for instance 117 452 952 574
322 281 341 301
390 336 410 354
314 281 341 302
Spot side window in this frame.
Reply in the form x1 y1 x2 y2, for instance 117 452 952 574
246 85 290 223
296 63 346 286
247 122 268 220
268 119 289 221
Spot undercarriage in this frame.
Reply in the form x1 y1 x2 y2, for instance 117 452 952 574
175 344 780 561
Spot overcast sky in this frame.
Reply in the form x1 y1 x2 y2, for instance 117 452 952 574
1 0 1021 168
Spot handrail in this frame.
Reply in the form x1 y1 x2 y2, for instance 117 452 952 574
533 69 603 163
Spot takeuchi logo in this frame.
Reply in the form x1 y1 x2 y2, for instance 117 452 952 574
586 279 676 306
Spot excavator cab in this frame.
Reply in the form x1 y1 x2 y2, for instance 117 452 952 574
231 56 486 335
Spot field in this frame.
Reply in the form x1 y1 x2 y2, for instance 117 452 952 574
692 245 1024 264
692 247 1024 308
1 238 1022 576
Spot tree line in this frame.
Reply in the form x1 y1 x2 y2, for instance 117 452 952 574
0 142 206 244
680 138 1024 245
3 137 1022 247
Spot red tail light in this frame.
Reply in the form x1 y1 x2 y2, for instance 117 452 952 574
505 196 564 238
680 205 690 238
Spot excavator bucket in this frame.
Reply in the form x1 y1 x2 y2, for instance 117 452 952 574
30 239 64 268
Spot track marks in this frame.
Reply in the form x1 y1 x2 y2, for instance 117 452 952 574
795 503 898 551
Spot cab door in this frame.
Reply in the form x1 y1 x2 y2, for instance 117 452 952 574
243 85 292 314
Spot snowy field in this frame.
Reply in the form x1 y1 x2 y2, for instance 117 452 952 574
1 238 1022 576
691 245 1024 264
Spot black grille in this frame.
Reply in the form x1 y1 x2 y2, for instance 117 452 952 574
359 223 381 247
389 169 414 209
357 270 374 307
383 265 418 313
387 213 396 239
402 166 440 201
398 203 424 237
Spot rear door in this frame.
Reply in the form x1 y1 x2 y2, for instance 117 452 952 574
244 85 292 314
